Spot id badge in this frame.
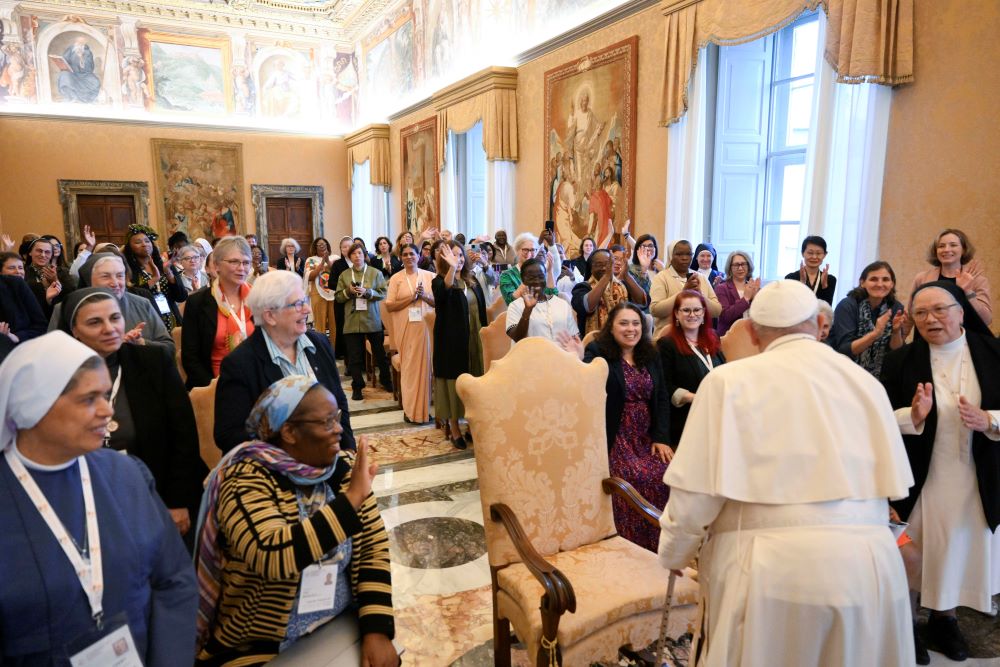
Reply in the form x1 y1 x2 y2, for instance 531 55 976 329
355 298 368 311
297 563 338 614
153 293 171 315
67 614 142 667
408 306 422 322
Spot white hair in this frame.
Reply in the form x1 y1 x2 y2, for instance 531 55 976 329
816 299 834 321
214 236 252 261
245 270 304 325
91 254 125 274
279 237 301 255
513 232 538 253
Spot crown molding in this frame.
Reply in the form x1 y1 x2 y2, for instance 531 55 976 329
343 122 389 147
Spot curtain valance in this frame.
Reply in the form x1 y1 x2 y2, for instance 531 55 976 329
659 0 913 126
433 66 519 170
344 124 391 188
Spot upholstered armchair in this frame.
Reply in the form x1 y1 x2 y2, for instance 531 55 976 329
189 377 220 469
720 318 758 361
480 311 512 373
456 338 698 666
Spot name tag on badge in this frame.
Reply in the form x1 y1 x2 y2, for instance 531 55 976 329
153 293 171 315
297 562 338 614
355 298 368 311
69 622 142 667
408 306 422 322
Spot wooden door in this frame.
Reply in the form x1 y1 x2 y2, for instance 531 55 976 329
77 194 136 248
265 197 313 261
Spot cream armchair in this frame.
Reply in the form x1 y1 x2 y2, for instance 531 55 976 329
456 338 698 666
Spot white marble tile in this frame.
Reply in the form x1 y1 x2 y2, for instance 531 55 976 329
374 458 478 497
351 410 405 430
347 396 399 412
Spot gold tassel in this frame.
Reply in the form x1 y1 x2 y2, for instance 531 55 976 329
540 635 559 667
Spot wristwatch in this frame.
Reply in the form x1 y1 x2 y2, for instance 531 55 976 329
967 290 977 299
989 413 999 435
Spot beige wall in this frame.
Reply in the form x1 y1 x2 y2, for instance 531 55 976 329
879 0 1000 315
0 116 352 246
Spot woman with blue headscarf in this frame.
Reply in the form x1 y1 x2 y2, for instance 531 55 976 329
194 375 398 666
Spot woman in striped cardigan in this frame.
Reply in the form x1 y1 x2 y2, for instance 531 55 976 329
194 375 398 666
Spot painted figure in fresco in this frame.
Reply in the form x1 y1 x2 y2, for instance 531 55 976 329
332 54 358 125
56 36 101 103
261 58 299 117
120 55 148 106
232 64 255 114
0 44 28 98
613 135 623 186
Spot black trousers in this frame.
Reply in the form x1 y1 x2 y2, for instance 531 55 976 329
344 331 392 391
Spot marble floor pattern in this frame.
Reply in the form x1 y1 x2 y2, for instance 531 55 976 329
342 373 1000 667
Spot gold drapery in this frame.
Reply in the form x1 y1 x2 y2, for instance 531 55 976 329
433 67 518 170
659 0 914 126
344 124 391 188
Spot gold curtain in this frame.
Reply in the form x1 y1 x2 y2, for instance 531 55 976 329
659 0 914 126
434 67 518 171
344 124 391 189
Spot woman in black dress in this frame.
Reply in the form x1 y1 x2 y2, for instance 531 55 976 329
330 236 354 359
274 238 304 276
123 224 187 331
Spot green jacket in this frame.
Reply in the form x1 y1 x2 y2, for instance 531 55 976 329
335 265 387 333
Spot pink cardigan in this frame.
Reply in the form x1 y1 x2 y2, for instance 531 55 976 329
910 259 992 326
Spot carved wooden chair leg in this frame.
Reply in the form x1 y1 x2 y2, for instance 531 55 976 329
493 615 512 667
537 593 564 667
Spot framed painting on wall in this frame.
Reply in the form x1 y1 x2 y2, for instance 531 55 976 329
544 36 638 258
151 139 244 242
400 117 439 235
139 31 233 115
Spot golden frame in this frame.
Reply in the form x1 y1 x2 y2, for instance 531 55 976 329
139 31 234 114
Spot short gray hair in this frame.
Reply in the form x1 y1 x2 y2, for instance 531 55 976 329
91 254 125 274
725 250 754 278
816 299 834 322
214 236 252 262
513 232 538 253
246 270 304 325
279 237 301 255
177 244 202 260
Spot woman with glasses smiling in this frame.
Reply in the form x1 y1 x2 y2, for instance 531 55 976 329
785 235 837 305
182 236 255 389
215 270 355 453
176 244 211 292
715 250 761 336
658 290 725 447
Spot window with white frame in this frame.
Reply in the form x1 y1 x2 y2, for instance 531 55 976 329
708 12 819 279
443 122 487 239
350 160 390 247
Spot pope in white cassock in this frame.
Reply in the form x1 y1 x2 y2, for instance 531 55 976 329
881 281 1000 663
658 280 916 667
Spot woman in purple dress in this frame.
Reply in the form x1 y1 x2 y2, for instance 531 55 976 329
562 302 672 551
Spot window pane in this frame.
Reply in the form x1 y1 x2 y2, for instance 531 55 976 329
772 78 813 150
761 223 801 280
766 157 806 222
790 19 819 78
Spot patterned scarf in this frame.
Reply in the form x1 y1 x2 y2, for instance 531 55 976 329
211 279 253 352
584 276 628 334
856 298 893 376
193 440 337 650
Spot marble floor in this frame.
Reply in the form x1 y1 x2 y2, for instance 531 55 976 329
340 368 1000 667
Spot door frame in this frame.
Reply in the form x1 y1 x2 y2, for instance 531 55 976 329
58 180 150 252
251 184 325 257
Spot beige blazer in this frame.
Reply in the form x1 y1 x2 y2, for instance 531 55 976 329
910 259 992 326
650 265 722 333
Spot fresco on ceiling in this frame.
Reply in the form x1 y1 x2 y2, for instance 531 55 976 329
139 31 231 114
362 3 418 113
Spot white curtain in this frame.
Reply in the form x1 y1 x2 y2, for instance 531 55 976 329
439 131 460 234
665 48 709 246
802 12 892 298
351 160 389 246
485 160 515 237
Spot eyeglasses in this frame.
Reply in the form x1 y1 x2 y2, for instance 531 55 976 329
289 410 342 431
730 262 748 268
912 303 959 321
179 255 199 262
221 259 252 268
273 297 309 312
639 242 655 249
679 307 704 315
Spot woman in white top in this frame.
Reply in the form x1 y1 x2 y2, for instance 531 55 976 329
177 244 210 292
506 257 578 343
303 237 337 348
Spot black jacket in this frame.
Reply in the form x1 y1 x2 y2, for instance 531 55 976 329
117 343 208 511
372 255 403 279
181 287 220 389
432 275 487 379
583 342 671 451
214 328 356 453
0 276 47 343
881 332 1000 531
658 336 725 446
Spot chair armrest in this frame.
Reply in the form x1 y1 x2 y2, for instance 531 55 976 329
490 503 576 615
602 477 662 528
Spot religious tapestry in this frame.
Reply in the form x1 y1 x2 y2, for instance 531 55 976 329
151 139 244 242
400 117 439 235
544 36 638 257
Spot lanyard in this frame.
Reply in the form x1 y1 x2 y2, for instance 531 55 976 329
351 267 365 286
223 295 248 338
805 270 821 294
404 272 421 298
5 449 104 625
688 343 714 372
109 366 122 409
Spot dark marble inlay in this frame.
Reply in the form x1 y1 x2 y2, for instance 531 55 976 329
388 517 486 569
378 478 480 511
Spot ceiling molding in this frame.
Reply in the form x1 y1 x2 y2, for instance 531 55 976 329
513 0 661 65
343 122 389 147
432 66 517 111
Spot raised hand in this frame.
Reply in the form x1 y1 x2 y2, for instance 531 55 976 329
892 309 910 337
955 268 975 294
958 395 991 432
346 437 379 509
41 265 58 286
123 322 146 344
45 280 62 303
83 225 96 248
556 331 584 359
512 283 528 299
622 219 631 238
683 273 700 291
744 277 761 301
0 322 16 343
0 233 13 252
873 310 892 337
820 264 830 289
637 246 652 270
910 382 934 429
522 287 538 310
439 243 459 268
